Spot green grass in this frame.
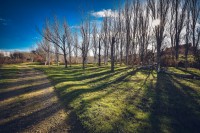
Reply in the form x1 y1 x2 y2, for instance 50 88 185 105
30 64 200 133
0 64 19 84
168 67 200 76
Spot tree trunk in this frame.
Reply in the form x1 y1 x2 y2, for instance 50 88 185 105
82 57 85 70
98 38 101 66
69 54 71 67
175 38 179 68
111 37 115 72
126 43 129 65
185 9 190 70
94 51 97 64
175 0 179 68
120 39 123 66
48 51 50 65
157 41 161 72
64 52 68 68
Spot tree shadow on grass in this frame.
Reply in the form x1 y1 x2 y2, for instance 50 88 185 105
0 102 63 133
64 68 200 133
0 77 47 89
137 72 200 133
0 67 70 133
177 67 200 78
47 68 112 85
53 68 139 132
50 67 128 94
56 69 138 106
0 82 51 101
0 67 19 80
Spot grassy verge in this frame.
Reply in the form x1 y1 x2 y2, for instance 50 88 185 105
31 64 200 133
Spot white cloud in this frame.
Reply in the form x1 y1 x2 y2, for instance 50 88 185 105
70 25 80 29
91 9 118 18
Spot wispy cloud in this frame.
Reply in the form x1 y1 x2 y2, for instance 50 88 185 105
0 48 30 52
70 25 80 29
91 9 118 18
2 23 8 26
32 36 39 40
0 17 8 26
0 18 5 21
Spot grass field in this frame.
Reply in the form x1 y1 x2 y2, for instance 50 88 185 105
33 64 200 133
1 64 200 132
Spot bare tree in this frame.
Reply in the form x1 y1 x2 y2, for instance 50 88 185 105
137 3 150 65
54 40 59 65
39 27 51 65
64 20 73 67
174 0 188 67
74 31 79 64
168 0 176 65
80 19 91 69
190 0 200 59
124 0 132 65
38 17 70 68
148 0 170 72
110 31 118 72
102 16 109 65
107 11 119 72
92 22 98 64
130 0 140 66
118 4 124 66
185 3 191 70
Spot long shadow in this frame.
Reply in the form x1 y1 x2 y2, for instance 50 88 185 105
88 69 141 102
50 68 129 107
0 66 71 133
52 69 139 132
48 68 112 85
70 67 117 77
0 77 47 90
74 69 154 132
177 67 200 78
57 69 139 109
75 69 118 81
0 91 55 120
49 67 127 86
47 65 108 77
138 72 200 133
86 67 128 84
0 68 19 80
0 82 51 101
0 102 62 133
33 66 137 132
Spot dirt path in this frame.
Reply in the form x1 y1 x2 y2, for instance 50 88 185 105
0 65 71 133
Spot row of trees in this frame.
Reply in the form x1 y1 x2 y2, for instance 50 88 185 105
0 52 41 64
36 0 200 72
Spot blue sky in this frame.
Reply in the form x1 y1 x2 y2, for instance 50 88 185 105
0 0 122 51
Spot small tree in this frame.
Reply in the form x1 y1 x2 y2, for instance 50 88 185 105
80 19 91 70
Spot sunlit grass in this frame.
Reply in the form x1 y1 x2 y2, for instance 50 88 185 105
1 63 200 132
0 64 70 132
168 67 200 76
35 64 200 133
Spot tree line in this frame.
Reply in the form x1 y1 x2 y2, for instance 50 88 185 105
36 0 200 72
